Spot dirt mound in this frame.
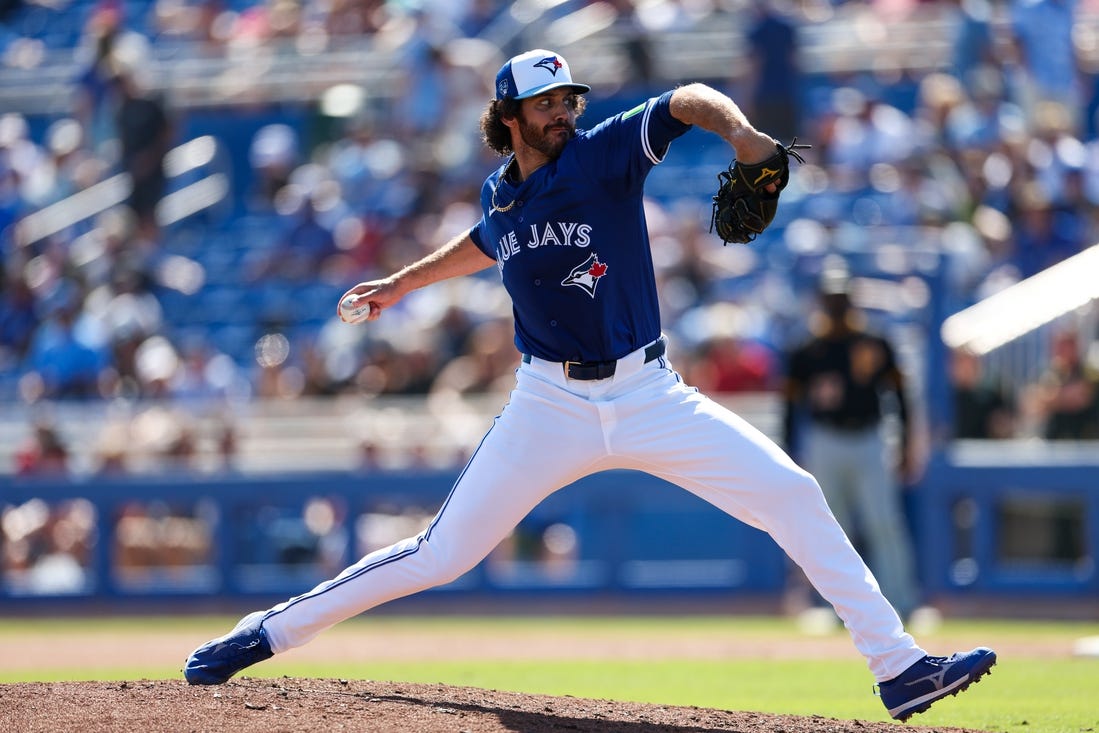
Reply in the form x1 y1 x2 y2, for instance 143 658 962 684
0 677 989 732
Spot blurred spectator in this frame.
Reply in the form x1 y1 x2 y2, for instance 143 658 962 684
254 190 339 282
1009 180 1085 278
949 347 1016 439
248 124 300 213
131 405 204 471
1009 0 1081 131
2 498 95 594
264 0 304 40
153 0 229 48
94 417 132 474
357 501 434 555
1 134 25 242
14 416 71 475
435 302 478 361
168 335 245 402
24 303 107 399
28 119 95 210
607 0 656 90
744 0 802 142
429 317 517 395
936 68 1021 152
354 336 439 396
114 500 213 583
945 0 996 90
394 42 453 143
684 333 777 393
457 0 504 38
325 0 392 37
93 266 167 398
1025 329 1099 439
825 88 922 177
73 5 126 159
112 65 174 243
234 496 346 572
488 516 581 584
0 271 38 364
88 405 240 474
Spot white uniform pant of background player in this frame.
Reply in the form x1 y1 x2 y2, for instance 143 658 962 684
259 343 926 682
804 424 921 619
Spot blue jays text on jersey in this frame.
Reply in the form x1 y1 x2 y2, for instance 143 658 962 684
470 91 691 363
494 221 593 263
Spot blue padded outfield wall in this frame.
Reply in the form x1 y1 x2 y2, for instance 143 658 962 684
2 457 1097 608
918 452 1099 599
0 470 789 605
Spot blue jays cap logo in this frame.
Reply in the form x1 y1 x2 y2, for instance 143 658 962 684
495 49 591 100
562 253 608 298
533 56 563 76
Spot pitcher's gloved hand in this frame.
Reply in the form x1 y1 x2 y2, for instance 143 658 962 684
710 138 810 245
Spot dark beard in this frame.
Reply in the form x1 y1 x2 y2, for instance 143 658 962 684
518 116 574 159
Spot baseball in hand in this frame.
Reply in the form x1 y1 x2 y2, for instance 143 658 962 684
340 295 375 322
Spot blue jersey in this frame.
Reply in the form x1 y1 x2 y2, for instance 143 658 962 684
469 90 691 362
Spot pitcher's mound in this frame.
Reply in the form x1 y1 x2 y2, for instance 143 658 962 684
0 677 990 732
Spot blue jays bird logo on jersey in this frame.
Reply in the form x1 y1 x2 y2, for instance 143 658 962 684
562 253 608 298
534 56 563 76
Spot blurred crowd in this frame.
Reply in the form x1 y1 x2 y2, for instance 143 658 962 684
3 0 1099 485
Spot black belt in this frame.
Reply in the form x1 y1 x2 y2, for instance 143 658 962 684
522 337 666 381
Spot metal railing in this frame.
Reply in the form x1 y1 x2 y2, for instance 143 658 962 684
941 244 1099 402
13 135 229 247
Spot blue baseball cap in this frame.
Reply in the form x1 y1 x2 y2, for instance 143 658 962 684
495 49 591 101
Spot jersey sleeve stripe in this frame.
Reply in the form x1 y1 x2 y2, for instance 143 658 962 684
640 100 663 165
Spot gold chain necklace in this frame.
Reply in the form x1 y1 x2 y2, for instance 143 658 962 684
491 184 517 214
491 157 519 214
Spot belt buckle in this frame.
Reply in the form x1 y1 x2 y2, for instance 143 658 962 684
563 360 580 379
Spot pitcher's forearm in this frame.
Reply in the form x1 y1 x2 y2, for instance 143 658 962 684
669 83 775 161
391 229 497 296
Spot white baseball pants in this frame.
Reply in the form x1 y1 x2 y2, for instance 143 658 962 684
260 341 926 681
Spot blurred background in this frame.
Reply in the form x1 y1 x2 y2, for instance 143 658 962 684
1 0 1097 619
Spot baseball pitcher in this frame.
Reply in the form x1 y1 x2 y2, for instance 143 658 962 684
185 49 994 721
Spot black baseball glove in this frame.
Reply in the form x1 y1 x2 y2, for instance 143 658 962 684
709 138 810 245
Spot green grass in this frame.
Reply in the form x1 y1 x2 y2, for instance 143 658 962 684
1 615 1097 733
262 655 1097 733
2 657 1089 732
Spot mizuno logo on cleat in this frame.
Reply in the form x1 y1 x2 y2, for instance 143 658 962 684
905 660 956 691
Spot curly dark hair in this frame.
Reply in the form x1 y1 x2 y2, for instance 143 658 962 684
478 94 587 157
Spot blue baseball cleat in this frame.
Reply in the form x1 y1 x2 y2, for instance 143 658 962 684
184 611 274 685
877 647 997 721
